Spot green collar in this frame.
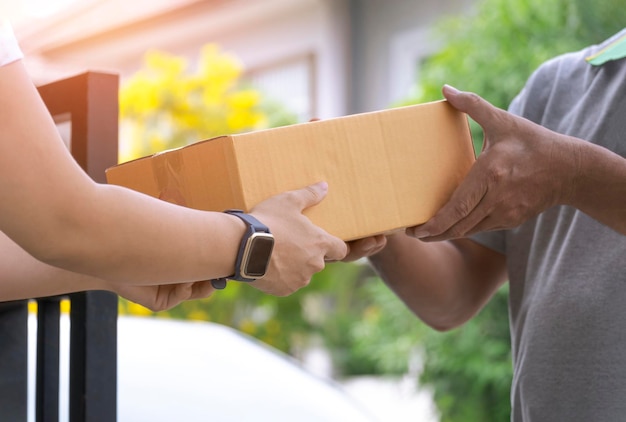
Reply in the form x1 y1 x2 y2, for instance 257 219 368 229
586 32 626 66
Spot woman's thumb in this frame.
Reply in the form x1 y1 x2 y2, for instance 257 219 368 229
295 181 328 211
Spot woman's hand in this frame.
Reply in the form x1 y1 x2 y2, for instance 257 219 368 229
248 182 347 296
111 280 215 312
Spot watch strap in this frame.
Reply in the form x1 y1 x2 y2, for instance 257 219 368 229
210 210 272 289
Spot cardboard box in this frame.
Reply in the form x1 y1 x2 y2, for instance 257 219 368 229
106 100 475 241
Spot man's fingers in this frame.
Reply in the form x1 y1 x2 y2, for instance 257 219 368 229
342 235 387 262
408 167 488 239
418 211 491 242
324 235 348 261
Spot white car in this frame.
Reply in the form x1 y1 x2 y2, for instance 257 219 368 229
29 315 378 422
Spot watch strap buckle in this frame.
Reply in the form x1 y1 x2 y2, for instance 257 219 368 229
210 278 227 289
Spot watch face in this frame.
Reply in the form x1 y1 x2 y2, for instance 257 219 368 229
241 233 275 278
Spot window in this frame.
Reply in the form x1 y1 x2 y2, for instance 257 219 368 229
389 27 440 103
247 54 316 123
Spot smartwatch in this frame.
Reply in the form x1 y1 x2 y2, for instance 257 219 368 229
211 210 275 289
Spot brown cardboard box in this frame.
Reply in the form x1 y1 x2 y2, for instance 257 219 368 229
106 100 475 241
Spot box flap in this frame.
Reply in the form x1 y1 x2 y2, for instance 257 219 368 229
179 136 246 211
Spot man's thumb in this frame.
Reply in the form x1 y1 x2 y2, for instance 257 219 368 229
442 84 497 129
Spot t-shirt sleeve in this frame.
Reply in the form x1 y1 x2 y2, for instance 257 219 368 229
0 19 24 67
469 230 506 255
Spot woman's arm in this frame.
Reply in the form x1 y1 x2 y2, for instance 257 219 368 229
0 59 346 295
0 230 215 311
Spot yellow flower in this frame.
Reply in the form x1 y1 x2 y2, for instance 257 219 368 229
126 301 153 316
187 310 210 321
119 43 267 161
227 90 260 109
197 44 242 89
227 109 264 130
265 319 281 336
239 319 257 335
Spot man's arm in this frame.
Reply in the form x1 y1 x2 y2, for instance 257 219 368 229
347 234 507 331
409 85 626 241
568 139 626 231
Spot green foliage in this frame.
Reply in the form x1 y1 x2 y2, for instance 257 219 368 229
301 263 380 375
413 0 623 108
349 280 427 375
418 287 512 422
401 0 624 152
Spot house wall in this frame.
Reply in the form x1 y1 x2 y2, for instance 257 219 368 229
16 0 352 120
14 0 476 121
348 0 475 113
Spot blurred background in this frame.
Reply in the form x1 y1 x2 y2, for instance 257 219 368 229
3 0 623 420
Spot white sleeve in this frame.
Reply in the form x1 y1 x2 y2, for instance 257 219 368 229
0 19 24 67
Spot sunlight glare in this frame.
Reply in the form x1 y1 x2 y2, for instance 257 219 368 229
27 0 81 17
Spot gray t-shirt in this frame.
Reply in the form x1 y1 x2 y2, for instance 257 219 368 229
472 29 626 421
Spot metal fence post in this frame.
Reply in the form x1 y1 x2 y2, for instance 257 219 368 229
0 301 29 420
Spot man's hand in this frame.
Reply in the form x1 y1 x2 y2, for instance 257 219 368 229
408 85 581 241
342 235 388 262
